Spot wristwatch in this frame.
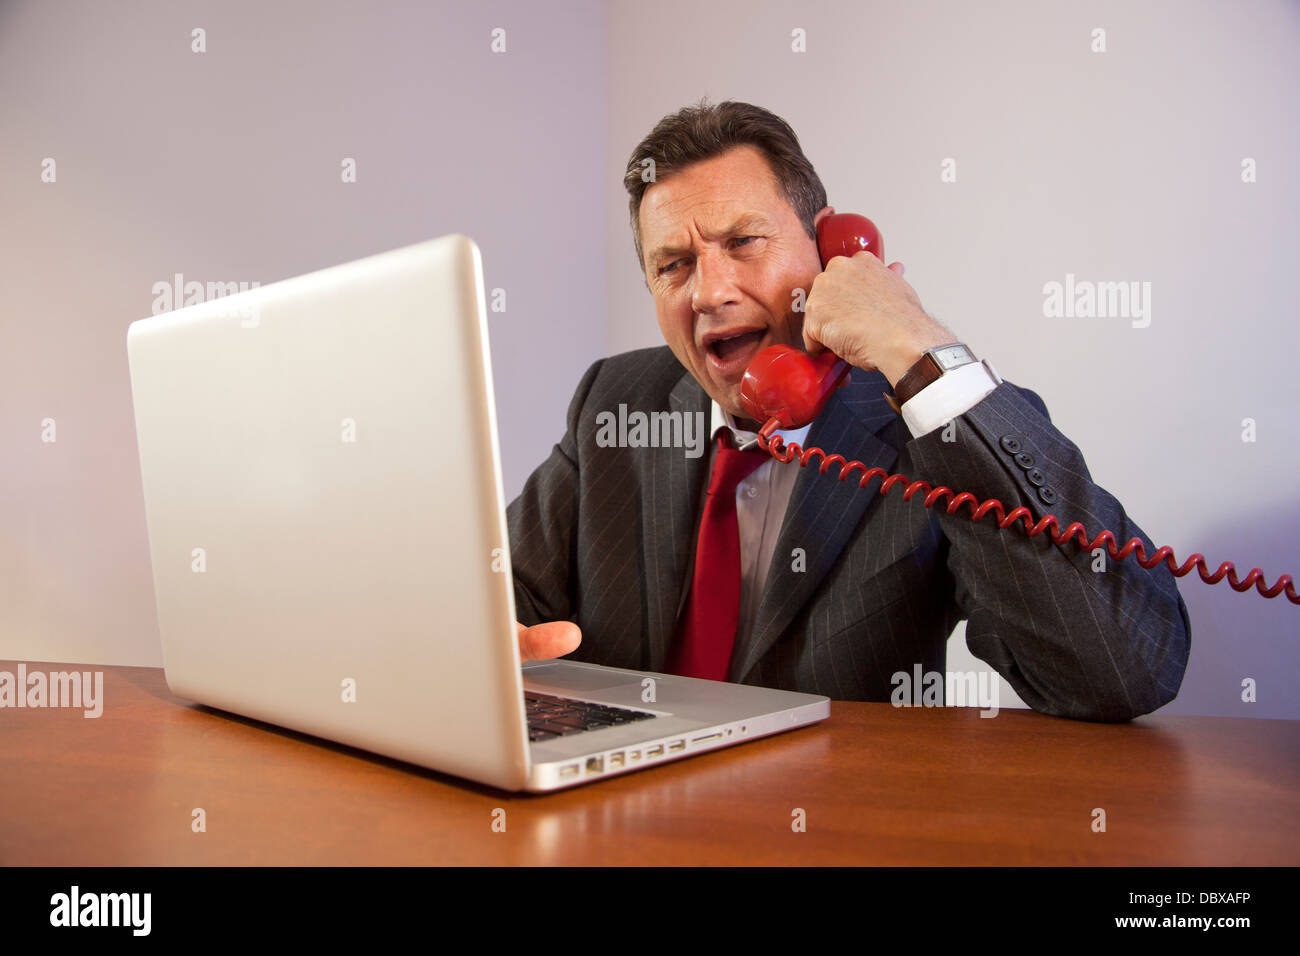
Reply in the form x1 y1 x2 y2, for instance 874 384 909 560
891 342 999 406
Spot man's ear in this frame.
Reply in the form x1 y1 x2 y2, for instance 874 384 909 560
812 205 836 229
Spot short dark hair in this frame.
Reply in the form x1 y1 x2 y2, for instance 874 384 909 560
623 99 828 274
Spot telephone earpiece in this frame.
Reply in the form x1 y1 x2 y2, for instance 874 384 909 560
814 212 883 267
739 213 884 429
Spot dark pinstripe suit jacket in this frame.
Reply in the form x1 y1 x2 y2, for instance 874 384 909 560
506 345 1191 722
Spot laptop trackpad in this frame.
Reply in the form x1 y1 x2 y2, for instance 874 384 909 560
522 663 642 695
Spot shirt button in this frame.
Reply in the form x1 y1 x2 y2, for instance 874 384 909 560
747 486 758 498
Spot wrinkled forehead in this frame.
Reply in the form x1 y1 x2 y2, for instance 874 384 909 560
641 147 783 223
638 148 789 259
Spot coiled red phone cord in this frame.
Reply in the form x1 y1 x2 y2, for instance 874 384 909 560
756 421 1298 605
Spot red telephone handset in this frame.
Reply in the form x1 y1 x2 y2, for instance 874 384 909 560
736 214 1297 605
739 213 881 429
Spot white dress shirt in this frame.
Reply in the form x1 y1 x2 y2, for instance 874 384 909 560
682 366 999 658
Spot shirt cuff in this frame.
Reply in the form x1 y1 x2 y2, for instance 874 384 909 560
900 361 999 438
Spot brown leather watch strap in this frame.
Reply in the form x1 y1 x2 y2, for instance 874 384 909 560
891 352 945 406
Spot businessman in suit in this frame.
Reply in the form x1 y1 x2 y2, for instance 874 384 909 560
509 101 1190 721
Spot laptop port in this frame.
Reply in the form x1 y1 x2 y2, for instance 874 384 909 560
691 732 722 744
559 764 579 779
629 751 641 761
646 744 664 757
668 739 686 752
609 752 625 768
586 756 604 774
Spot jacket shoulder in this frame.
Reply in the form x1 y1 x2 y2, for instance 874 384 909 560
585 345 693 403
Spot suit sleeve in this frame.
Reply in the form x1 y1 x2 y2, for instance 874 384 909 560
505 357 604 627
904 381 1192 722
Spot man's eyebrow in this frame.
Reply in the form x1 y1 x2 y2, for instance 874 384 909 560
647 214 774 265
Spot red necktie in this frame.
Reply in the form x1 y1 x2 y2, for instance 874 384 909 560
666 430 770 681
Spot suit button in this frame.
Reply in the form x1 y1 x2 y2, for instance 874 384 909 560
1026 467 1046 487
1014 451 1036 469
999 435 1022 454
1039 486 1058 505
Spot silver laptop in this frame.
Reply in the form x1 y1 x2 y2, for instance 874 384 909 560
126 234 829 791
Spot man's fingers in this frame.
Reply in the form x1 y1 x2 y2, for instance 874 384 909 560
888 261 905 276
516 620 582 662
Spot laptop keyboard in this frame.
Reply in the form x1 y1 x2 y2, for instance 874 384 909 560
525 691 657 742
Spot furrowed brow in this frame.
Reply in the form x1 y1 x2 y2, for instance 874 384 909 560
647 214 774 266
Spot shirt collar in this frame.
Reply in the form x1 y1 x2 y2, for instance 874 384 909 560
710 399 813 452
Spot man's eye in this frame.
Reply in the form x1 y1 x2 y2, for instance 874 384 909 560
657 240 755 275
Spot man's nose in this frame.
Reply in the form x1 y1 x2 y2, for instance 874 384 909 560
690 248 741 314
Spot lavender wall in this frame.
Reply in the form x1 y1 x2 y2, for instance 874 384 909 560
0 0 606 666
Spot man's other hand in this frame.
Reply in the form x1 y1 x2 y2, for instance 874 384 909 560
516 620 582 662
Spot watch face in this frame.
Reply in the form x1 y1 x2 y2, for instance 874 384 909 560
933 344 974 370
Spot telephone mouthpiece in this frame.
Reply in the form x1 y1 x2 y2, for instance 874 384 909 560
740 346 850 429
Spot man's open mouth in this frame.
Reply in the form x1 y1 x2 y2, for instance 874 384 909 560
708 329 765 362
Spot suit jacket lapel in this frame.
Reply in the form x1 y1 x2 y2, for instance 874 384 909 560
644 370 711 671
730 368 902 682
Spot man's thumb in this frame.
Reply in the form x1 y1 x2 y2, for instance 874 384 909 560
517 620 582 661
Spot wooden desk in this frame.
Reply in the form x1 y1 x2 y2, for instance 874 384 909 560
2 661 1296 865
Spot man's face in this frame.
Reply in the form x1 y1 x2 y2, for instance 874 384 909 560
638 145 830 423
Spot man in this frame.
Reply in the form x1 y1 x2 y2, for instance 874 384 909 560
508 100 1190 721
